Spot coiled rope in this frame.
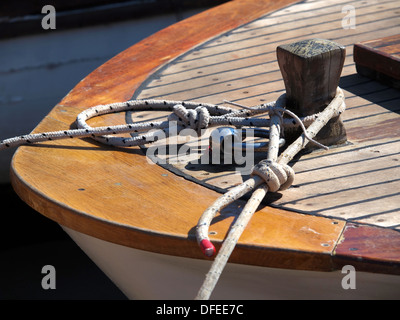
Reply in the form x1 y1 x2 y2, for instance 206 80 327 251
0 87 345 300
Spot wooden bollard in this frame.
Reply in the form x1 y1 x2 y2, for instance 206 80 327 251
276 38 347 148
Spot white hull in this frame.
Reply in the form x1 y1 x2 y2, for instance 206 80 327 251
62 226 400 300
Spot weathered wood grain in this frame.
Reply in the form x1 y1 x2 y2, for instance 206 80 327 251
276 38 347 147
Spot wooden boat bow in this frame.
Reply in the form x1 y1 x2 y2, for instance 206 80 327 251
7 0 400 289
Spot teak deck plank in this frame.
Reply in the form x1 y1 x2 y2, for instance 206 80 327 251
9 0 400 274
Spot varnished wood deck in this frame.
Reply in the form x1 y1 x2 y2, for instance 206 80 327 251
135 0 400 231
9 0 400 275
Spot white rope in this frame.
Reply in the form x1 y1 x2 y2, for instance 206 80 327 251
194 87 345 300
0 95 344 150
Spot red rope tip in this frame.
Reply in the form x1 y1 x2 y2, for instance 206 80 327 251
200 239 215 257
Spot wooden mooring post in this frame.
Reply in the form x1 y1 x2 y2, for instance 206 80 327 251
276 38 347 148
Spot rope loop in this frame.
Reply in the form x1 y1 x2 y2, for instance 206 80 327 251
251 159 295 192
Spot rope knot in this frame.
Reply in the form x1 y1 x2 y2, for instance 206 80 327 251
251 159 295 192
168 104 210 134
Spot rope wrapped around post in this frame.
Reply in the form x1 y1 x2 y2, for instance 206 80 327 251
194 87 345 300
